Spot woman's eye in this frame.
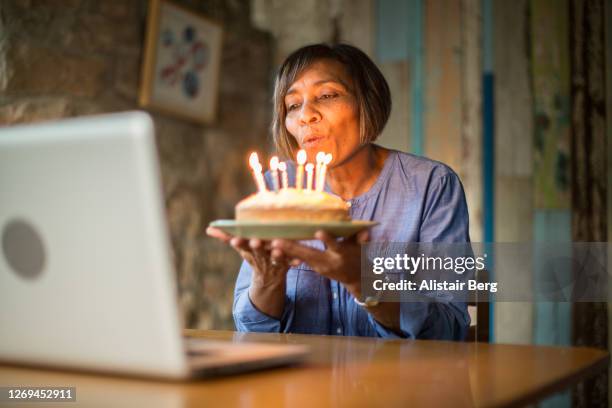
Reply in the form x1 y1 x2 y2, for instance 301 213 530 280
319 93 338 100
287 103 300 111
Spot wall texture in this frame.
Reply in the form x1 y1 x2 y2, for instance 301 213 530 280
0 0 273 329
570 0 608 405
251 0 374 66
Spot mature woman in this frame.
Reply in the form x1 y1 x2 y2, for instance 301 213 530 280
207 43 470 340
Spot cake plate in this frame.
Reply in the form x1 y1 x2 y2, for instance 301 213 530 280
208 220 378 240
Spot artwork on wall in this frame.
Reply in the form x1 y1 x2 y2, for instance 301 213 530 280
139 0 223 124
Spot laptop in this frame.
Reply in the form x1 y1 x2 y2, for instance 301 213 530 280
0 111 308 379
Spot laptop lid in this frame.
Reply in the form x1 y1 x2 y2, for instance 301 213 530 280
0 111 189 378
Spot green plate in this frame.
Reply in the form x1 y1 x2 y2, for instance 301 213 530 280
209 219 378 240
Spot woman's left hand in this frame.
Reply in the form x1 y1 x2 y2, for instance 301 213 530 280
270 229 370 297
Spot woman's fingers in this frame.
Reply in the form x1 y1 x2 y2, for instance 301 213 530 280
230 236 250 251
270 248 285 261
231 237 269 265
271 239 327 270
211 230 288 272
206 226 233 243
209 223 374 281
225 237 253 262
248 238 264 250
249 238 271 264
314 230 340 251
210 230 306 270
313 229 369 253
356 229 370 244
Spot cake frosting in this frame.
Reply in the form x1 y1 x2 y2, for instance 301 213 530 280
236 188 350 222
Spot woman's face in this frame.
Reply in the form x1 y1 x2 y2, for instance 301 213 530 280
284 59 361 166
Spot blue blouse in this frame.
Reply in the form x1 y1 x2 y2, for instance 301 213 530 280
233 150 471 340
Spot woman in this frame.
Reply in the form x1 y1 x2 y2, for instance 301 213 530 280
207 43 470 340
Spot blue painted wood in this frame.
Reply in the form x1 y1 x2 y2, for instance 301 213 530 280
406 0 423 156
533 208 572 408
481 0 495 343
482 74 495 245
482 0 494 72
530 1 571 405
482 74 495 343
375 0 423 156
375 0 410 62
533 210 572 346
533 210 572 408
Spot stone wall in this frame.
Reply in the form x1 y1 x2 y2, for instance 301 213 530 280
251 0 374 64
0 0 273 329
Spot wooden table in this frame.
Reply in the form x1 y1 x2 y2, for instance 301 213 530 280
0 330 607 407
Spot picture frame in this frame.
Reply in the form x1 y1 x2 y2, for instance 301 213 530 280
139 0 223 124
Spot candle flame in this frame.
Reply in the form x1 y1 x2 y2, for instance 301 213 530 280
316 151 325 163
249 152 260 169
324 153 332 165
297 149 307 165
248 152 267 192
278 161 287 171
270 156 279 171
305 163 314 171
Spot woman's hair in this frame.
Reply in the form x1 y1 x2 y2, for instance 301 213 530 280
272 43 392 159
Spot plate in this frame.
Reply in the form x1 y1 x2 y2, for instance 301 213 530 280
209 219 378 239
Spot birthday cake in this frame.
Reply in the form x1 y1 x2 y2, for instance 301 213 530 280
235 188 350 222
237 150 350 222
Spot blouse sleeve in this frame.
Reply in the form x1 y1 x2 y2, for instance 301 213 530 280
232 260 295 333
419 171 471 243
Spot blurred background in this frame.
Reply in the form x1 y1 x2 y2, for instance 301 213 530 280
1 0 610 405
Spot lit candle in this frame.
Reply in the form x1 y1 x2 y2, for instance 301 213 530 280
324 153 332 182
295 149 306 190
305 163 314 191
269 156 280 192
248 152 267 192
306 163 314 191
278 161 288 189
315 151 325 191
316 153 332 192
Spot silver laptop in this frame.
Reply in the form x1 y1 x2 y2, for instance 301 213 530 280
0 111 307 379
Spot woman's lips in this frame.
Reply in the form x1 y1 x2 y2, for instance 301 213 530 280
302 135 325 148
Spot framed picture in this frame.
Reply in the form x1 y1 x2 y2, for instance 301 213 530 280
139 0 223 124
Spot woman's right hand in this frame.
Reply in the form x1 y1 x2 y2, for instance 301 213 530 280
206 226 292 281
206 226 295 318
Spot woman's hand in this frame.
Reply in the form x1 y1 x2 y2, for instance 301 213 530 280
206 227 292 280
270 229 370 298
206 227 296 318
207 226 293 283
271 228 401 333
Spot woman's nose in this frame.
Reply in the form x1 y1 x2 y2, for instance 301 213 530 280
298 102 321 124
